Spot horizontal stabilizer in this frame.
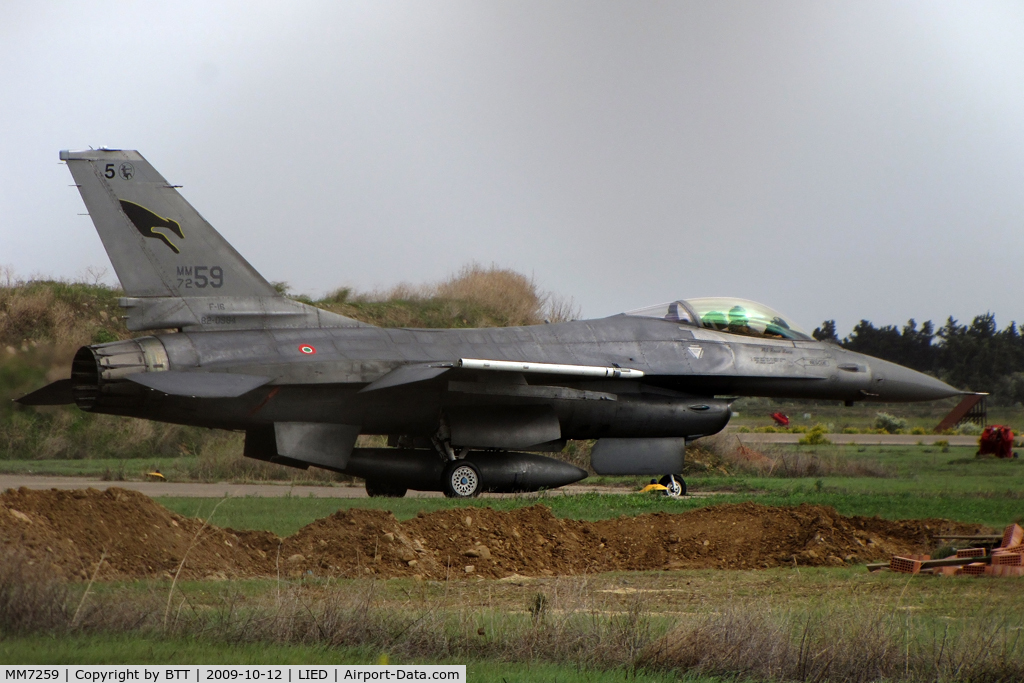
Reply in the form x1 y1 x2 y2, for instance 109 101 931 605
127 371 271 397
15 379 74 405
359 362 453 392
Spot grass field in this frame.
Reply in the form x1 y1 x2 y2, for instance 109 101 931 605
3 567 1022 680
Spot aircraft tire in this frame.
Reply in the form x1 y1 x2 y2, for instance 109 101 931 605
659 474 686 497
365 480 408 498
442 460 481 498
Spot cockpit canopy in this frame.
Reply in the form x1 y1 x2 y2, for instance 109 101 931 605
624 297 812 341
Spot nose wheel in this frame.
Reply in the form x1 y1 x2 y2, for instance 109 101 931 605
659 474 686 497
442 460 481 498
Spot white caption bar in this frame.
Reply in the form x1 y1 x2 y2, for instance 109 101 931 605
458 358 643 378
0 666 465 683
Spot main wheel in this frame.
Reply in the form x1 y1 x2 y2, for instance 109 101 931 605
365 480 408 498
442 461 481 498
659 474 686 497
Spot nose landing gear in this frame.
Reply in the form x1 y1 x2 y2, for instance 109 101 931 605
659 474 686 497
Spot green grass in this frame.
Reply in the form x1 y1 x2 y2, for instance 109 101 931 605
158 490 1021 538
149 442 1024 535
3 441 1019 533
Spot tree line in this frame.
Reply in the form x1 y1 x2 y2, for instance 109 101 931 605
812 314 1024 405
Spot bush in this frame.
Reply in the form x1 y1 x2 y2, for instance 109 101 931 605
798 424 831 446
957 422 982 436
874 412 908 434
841 426 860 434
910 426 927 435
693 434 889 478
0 550 69 635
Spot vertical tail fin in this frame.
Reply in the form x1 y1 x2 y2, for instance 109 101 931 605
61 149 366 331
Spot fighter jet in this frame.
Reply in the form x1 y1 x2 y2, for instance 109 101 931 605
17 149 963 498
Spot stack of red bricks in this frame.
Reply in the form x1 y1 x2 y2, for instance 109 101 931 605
888 524 1024 577
988 523 1024 578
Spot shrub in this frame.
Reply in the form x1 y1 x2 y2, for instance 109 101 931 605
693 434 888 478
316 263 579 328
841 426 860 434
910 426 927 435
934 439 950 453
0 549 69 635
798 424 831 446
874 412 908 434
957 422 982 436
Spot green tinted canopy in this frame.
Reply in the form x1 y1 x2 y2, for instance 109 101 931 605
625 297 811 341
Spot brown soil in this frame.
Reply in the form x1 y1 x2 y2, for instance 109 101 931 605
0 487 987 581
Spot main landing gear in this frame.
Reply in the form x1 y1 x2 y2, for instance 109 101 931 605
442 460 481 498
365 422 484 498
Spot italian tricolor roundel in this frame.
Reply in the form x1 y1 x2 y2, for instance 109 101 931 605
298 344 316 355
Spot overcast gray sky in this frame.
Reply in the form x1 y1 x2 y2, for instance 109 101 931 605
2 1 1023 336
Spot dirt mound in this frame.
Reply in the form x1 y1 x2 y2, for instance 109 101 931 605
0 488 987 581
0 487 276 580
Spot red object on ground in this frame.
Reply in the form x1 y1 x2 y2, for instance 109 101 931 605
978 425 1015 459
770 412 790 427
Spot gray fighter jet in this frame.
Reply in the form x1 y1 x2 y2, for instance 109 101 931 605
18 149 963 497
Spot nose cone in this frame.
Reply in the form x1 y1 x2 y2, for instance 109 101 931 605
868 358 961 402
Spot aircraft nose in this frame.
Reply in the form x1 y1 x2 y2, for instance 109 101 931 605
868 358 961 402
